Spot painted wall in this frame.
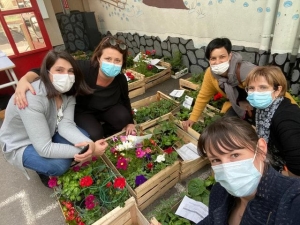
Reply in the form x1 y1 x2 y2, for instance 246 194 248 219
88 0 269 48
86 0 300 94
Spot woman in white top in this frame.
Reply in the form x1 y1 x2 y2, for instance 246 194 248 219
0 50 107 185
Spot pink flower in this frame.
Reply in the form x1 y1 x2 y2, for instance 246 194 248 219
120 136 127 142
92 156 98 161
116 157 128 170
152 49 156 55
145 147 152 154
136 148 146 158
111 147 117 153
48 177 58 188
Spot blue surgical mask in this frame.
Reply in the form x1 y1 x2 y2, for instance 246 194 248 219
246 91 274 109
212 152 261 197
100 61 122 77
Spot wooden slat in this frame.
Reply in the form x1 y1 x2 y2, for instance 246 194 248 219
0 110 5 120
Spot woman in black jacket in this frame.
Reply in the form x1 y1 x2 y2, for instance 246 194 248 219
245 66 300 177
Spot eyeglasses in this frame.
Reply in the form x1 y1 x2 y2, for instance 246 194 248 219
103 36 127 50
245 85 275 93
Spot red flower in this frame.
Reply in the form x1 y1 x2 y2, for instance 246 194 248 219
79 176 93 187
145 50 151 55
146 162 154 170
106 182 112 188
113 177 126 189
147 64 153 70
164 147 174 154
126 72 135 80
213 92 223 101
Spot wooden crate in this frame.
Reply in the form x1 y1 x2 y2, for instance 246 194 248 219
144 61 172 89
93 197 149 225
126 70 146 99
129 86 145 99
131 91 180 125
179 77 201 91
141 114 209 181
102 153 180 211
126 70 145 91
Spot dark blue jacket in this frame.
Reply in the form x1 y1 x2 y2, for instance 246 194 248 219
198 166 300 225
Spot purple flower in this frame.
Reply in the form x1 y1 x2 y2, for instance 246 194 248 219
145 153 152 161
135 175 147 187
110 147 117 153
85 194 95 202
135 143 143 148
81 161 91 167
112 136 118 142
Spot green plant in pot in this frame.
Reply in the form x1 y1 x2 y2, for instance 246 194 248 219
164 51 186 74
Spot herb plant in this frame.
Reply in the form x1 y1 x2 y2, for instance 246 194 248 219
189 72 205 84
164 50 186 73
133 99 178 124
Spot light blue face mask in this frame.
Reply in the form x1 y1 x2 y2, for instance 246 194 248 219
246 91 274 109
212 152 262 197
100 61 122 77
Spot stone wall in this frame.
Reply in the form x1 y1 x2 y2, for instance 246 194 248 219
113 32 300 95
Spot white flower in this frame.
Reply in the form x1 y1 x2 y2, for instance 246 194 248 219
122 141 134 150
155 154 166 163
127 135 136 143
116 144 125 151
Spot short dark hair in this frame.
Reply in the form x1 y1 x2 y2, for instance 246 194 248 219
198 116 259 157
40 50 93 99
91 36 128 69
205 38 232 59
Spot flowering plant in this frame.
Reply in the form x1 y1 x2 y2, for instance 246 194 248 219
50 157 129 225
105 133 178 189
130 50 163 77
124 71 136 83
208 92 227 110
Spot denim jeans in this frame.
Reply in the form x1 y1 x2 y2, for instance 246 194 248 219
22 128 89 176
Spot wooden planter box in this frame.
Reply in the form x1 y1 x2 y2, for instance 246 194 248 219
179 77 201 91
143 61 172 89
93 197 149 225
141 114 209 181
131 91 180 125
102 154 180 211
126 70 145 99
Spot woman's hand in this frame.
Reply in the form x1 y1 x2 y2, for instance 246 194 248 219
74 141 95 162
182 119 194 131
14 76 36 109
94 139 108 157
125 123 137 135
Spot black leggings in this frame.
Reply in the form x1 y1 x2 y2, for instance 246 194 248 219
74 103 132 141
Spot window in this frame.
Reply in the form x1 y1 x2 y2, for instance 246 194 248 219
0 0 48 56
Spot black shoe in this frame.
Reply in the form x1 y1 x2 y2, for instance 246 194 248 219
37 173 50 188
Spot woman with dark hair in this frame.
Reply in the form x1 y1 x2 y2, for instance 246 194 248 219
14 36 136 140
245 66 300 177
197 117 300 225
0 50 107 184
182 37 296 130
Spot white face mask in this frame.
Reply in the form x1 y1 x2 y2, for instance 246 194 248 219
51 74 75 93
210 61 230 75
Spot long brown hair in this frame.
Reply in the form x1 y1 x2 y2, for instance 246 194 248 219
40 50 93 98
